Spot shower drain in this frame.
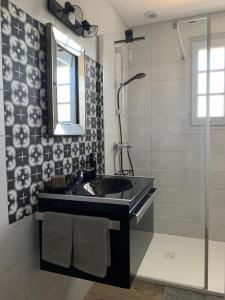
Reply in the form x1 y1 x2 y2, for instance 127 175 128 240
164 250 177 259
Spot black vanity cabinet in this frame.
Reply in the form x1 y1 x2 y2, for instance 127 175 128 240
37 176 156 288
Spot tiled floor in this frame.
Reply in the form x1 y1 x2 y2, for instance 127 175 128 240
84 280 165 300
130 231 225 294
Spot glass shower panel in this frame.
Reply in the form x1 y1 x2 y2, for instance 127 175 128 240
128 18 209 289
208 11 225 294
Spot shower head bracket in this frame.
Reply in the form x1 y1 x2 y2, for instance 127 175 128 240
114 29 145 45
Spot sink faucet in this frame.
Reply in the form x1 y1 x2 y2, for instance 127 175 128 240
73 153 97 184
89 153 97 178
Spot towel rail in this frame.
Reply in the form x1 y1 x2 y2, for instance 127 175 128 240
35 212 120 231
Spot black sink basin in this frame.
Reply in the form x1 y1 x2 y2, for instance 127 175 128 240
74 177 133 197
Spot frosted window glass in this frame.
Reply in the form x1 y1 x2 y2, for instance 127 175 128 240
210 95 224 117
57 85 71 103
198 72 207 94
57 65 70 84
210 47 225 70
58 104 71 122
198 72 225 95
198 49 207 71
197 95 224 117
198 47 225 71
198 96 206 117
210 71 224 94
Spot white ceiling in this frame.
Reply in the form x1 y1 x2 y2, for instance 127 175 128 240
110 0 225 27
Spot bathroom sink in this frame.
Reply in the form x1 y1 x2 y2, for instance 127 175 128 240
74 177 133 197
40 175 154 205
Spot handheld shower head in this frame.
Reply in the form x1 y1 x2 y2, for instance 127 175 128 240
122 73 146 87
135 73 146 79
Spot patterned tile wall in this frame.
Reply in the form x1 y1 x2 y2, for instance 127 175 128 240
1 0 104 224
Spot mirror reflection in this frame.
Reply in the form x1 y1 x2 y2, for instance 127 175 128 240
56 45 79 124
46 23 85 136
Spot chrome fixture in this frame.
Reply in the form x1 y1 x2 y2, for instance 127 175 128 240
35 212 121 231
114 73 146 176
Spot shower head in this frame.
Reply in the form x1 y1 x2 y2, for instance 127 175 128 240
122 73 146 87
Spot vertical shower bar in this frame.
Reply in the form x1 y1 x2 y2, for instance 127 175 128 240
120 45 124 114
115 46 124 114
204 15 211 290
114 46 123 114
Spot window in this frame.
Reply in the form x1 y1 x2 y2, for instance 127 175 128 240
190 34 225 125
56 45 78 124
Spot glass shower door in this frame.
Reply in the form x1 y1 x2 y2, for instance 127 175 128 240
208 11 225 294
128 17 210 289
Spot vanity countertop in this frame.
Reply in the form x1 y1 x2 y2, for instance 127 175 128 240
38 175 154 210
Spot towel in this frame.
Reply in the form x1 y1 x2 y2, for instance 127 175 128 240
73 215 110 278
42 212 74 268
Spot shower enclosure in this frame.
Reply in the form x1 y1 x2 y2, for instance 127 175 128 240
114 11 225 295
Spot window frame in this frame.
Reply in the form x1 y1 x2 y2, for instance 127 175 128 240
189 33 225 126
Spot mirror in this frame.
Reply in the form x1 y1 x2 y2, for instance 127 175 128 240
46 23 85 135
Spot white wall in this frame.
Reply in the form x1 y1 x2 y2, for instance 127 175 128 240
128 13 225 242
0 0 126 299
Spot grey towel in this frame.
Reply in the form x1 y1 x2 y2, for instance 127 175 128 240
73 215 110 278
42 212 74 268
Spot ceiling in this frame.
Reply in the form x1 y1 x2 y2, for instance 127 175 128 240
110 0 225 27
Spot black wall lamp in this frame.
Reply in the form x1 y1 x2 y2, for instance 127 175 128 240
48 0 98 38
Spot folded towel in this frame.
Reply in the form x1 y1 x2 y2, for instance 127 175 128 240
42 212 74 268
73 215 110 278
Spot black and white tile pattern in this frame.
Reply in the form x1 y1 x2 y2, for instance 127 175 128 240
1 0 104 224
